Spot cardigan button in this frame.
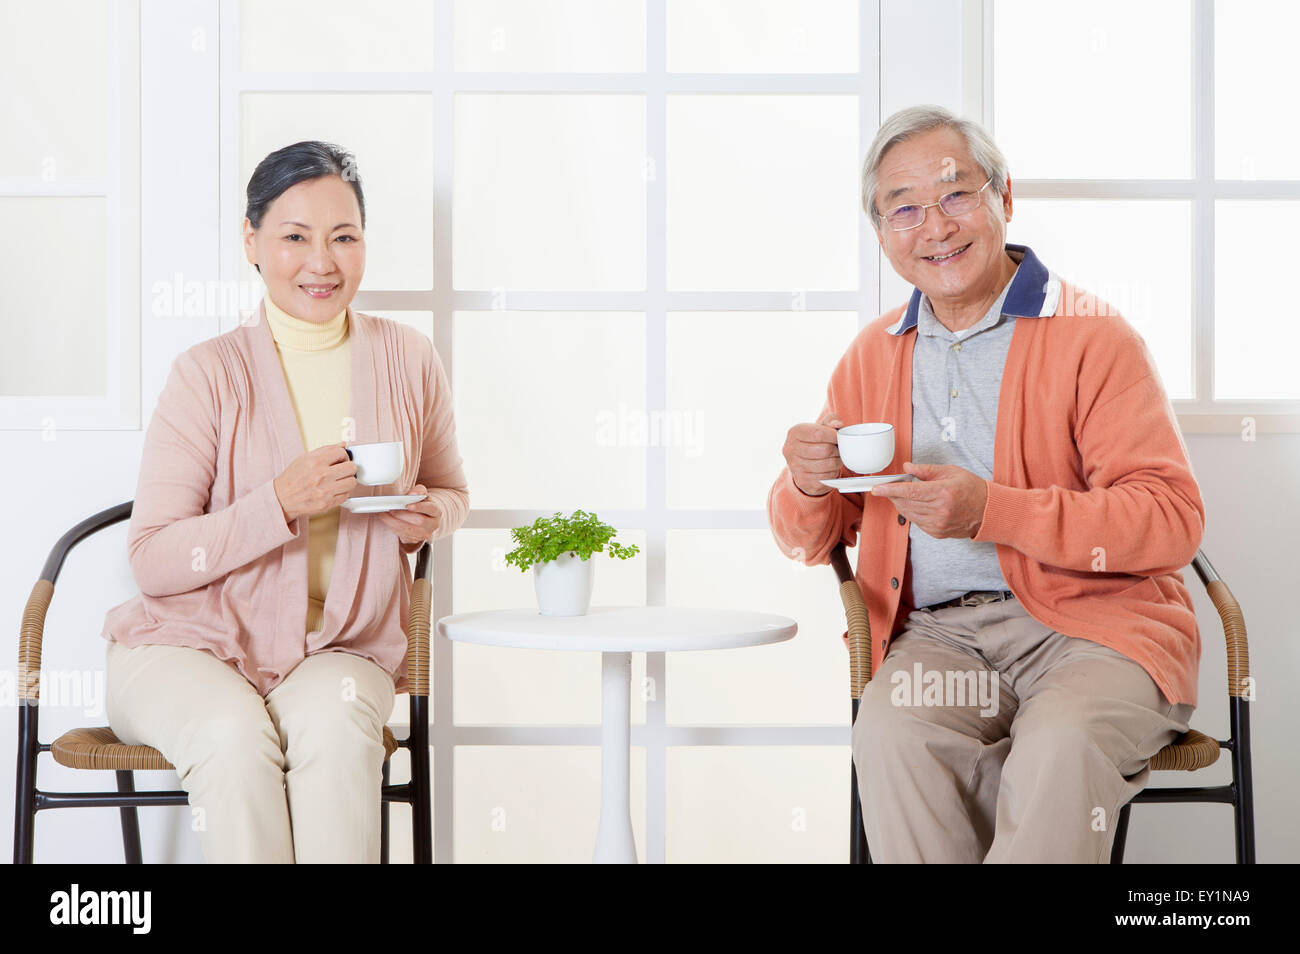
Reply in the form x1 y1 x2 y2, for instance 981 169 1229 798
897 514 906 525
890 577 898 590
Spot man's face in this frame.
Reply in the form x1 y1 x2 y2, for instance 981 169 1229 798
243 174 366 322
872 126 1012 304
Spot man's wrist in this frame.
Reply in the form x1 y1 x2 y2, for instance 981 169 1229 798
970 478 994 541
792 473 833 498
795 484 831 498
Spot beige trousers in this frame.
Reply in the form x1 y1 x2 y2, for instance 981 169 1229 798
851 597 1195 863
105 640 396 863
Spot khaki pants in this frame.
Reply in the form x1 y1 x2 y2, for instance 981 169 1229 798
105 640 396 863
851 597 1194 863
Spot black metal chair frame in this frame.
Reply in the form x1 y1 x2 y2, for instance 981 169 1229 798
832 543 1255 864
13 500 433 864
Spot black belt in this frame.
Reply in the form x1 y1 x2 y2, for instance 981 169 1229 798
925 589 1015 611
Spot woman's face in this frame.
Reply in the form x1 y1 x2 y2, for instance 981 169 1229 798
243 174 366 323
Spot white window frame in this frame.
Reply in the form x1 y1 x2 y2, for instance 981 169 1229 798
973 0 1300 434
0 0 140 432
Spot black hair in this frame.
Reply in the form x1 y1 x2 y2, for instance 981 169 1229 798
245 140 366 274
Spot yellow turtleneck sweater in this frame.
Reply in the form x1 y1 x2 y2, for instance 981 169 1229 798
264 294 350 637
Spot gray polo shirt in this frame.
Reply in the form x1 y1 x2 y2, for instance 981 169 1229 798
906 265 1017 609
883 243 1066 608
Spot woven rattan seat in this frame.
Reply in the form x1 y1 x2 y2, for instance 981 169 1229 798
50 724 401 772
1147 727 1221 772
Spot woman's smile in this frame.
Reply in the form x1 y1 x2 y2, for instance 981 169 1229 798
299 282 339 299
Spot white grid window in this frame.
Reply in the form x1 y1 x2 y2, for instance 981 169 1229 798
0 0 140 430
221 0 877 863
989 0 1300 426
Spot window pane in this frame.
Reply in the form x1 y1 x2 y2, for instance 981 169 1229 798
666 530 849 725
0 197 107 395
454 94 646 290
667 0 858 73
667 311 858 509
1007 200 1194 400
1215 0 1300 178
239 0 435 72
0 0 109 178
667 747 847 862
455 0 645 72
451 528 648 726
240 93 434 290
1215 201 1300 399
455 747 646 862
668 95 859 291
994 0 1192 178
453 311 646 509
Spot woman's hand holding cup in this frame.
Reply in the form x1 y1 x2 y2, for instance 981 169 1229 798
273 441 358 524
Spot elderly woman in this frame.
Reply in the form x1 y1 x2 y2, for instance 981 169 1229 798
100 140 468 863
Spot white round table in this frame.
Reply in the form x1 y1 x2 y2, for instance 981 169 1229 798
437 605 797 863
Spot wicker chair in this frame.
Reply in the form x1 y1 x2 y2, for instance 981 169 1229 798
13 500 433 864
831 543 1255 864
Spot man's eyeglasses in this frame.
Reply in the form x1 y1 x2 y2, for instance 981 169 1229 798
879 177 995 231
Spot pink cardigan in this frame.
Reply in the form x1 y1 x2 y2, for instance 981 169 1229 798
101 299 469 695
767 276 1205 707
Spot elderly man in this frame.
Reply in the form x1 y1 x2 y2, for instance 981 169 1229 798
767 104 1204 863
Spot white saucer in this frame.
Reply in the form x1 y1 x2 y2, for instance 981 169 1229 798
820 474 918 493
341 493 427 514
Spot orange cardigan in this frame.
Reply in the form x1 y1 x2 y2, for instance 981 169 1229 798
767 269 1205 707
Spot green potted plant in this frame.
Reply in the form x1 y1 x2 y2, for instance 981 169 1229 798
504 510 640 616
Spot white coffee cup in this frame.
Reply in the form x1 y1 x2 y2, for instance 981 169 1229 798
346 441 404 486
837 423 894 475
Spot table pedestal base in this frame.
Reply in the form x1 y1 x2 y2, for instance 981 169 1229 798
593 651 637 863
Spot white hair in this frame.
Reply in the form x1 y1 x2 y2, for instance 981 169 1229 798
861 105 1009 227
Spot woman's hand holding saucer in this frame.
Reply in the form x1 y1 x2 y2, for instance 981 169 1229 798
375 484 441 546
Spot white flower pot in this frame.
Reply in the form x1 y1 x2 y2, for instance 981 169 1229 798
533 550 594 617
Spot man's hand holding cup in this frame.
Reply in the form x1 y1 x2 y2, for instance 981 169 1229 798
782 415 847 497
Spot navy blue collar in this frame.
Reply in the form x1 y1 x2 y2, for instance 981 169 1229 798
886 243 1058 336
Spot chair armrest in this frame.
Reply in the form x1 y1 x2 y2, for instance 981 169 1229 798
18 580 54 703
19 501 133 705
1191 549 1251 700
406 542 432 696
831 543 872 701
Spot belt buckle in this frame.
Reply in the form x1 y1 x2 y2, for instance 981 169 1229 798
959 591 1002 608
